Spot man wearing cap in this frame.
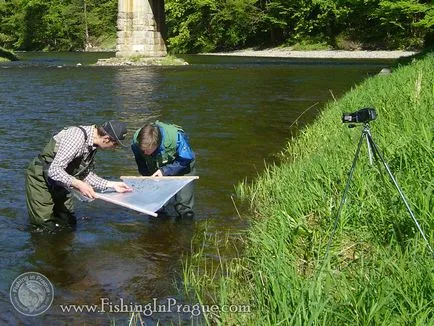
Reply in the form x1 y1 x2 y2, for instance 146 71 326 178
25 120 132 232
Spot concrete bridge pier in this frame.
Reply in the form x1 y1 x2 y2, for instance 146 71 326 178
117 0 167 57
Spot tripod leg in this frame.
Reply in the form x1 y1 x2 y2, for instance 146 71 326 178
367 133 434 255
324 130 366 259
365 132 374 165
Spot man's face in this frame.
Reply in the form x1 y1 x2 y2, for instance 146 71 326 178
101 136 119 149
142 144 157 155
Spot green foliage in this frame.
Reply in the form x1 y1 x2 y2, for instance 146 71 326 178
44 0 85 50
0 0 432 52
0 0 117 51
0 0 24 49
165 0 215 53
375 0 434 48
85 0 117 44
210 0 259 51
256 0 293 44
166 0 433 53
166 0 258 53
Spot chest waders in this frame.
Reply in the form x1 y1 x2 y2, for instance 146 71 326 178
25 127 96 228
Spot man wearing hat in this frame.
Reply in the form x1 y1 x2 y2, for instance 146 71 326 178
25 120 133 232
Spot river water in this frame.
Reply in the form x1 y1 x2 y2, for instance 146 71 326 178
0 52 393 325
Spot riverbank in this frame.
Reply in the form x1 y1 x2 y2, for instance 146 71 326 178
0 46 19 61
92 46 419 65
93 48 418 66
202 47 418 59
182 52 434 325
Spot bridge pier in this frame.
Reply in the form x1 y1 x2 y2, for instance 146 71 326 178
116 0 167 57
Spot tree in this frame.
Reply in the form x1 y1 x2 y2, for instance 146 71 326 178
375 0 434 48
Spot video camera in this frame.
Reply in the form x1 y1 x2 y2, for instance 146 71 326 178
342 107 377 124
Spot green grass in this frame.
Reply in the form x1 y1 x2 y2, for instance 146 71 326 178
286 39 331 51
92 34 117 51
182 51 434 325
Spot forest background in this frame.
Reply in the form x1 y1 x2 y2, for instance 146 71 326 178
0 0 433 54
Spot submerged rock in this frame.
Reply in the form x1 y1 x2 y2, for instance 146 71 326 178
378 68 392 75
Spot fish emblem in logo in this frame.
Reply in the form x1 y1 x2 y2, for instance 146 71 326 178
10 272 54 316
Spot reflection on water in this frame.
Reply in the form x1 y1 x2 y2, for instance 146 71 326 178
114 68 163 130
0 52 392 324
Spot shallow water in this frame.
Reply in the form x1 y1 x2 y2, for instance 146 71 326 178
0 52 393 324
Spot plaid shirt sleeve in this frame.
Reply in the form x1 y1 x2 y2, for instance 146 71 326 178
83 171 108 191
47 127 108 190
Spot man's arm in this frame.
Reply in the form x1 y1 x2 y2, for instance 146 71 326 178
159 132 195 176
73 175 131 199
83 172 108 191
159 158 191 176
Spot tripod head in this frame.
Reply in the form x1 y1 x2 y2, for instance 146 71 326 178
343 108 377 146
347 122 370 129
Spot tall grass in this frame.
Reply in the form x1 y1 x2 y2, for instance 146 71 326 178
182 52 434 325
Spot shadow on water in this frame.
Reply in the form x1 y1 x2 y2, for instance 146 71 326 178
0 52 395 324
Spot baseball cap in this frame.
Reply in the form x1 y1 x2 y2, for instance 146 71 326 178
101 120 128 147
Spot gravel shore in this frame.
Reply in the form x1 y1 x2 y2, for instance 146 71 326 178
202 47 418 59
94 47 419 66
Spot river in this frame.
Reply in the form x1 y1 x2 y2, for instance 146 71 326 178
0 52 394 325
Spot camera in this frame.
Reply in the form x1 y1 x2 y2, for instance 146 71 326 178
342 108 377 124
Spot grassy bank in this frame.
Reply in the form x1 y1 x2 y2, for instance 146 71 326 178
183 52 434 325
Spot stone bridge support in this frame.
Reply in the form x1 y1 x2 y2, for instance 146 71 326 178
117 0 167 57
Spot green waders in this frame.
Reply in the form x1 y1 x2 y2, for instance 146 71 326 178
172 164 196 218
25 157 76 229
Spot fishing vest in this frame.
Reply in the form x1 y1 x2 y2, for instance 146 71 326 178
38 126 97 182
132 121 182 173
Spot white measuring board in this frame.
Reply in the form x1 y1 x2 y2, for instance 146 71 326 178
96 176 199 217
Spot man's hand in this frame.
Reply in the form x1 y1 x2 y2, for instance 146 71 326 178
151 169 163 177
107 181 133 193
72 179 97 199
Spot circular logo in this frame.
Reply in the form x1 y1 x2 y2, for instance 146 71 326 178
10 272 54 316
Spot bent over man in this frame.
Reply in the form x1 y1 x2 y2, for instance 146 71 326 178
25 120 132 232
131 121 196 218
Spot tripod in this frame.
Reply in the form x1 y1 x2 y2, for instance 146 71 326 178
325 123 433 257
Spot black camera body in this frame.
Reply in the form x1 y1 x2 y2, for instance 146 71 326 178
342 108 377 124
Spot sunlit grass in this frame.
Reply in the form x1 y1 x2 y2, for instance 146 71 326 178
289 40 331 51
182 52 434 325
